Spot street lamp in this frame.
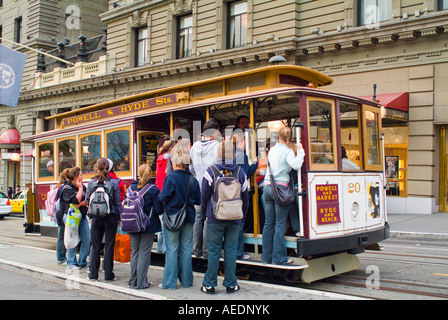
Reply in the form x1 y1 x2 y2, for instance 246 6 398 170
10 152 20 193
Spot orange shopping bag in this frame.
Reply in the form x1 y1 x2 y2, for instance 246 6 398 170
114 228 131 263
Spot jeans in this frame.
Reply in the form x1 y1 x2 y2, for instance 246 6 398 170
236 217 245 259
66 216 91 268
56 224 67 263
89 214 119 281
262 186 290 265
202 222 239 288
162 222 194 289
157 217 166 253
129 232 155 289
192 204 207 258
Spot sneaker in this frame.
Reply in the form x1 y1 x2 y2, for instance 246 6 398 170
135 282 153 289
200 285 215 294
226 284 240 294
238 254 251 260
57 259 67 265
66 264 80 270
105 275 119 282
87 277 98 282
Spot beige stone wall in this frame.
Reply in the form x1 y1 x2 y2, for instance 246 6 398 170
325 61 441 210
2 0 447 208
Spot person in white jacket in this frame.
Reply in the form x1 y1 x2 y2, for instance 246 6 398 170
190 118 220 258
262 127 305 265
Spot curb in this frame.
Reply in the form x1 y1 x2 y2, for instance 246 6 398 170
389 231 448 241
0 258 169 300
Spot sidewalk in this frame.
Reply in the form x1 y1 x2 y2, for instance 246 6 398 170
388 212 448 241
0 243 360 301
0 212 446 301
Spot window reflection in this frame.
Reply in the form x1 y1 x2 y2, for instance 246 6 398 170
107 130 130 172
366 110 381 165
81 135 101 174
309 99 334 165
38 142 54 178
58 139 76 174
340 102 362 170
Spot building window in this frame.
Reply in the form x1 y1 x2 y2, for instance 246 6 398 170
383 126 408 197
440 0 448 10
358 0 392 27
177 15 192 59
15 17 22 43
228 1 247 49
135 27 148 67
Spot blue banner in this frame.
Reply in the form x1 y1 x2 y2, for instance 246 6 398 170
0 44 27 108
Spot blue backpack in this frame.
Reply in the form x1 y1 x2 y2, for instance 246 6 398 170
121 184 154 233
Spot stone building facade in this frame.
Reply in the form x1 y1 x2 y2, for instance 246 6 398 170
1 0 447 213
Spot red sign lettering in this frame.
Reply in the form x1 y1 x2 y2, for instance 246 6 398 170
63 93 178 127
315 184 341 225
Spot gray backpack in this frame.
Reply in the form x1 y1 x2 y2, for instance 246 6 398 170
88 179 112 216
210 165 244 221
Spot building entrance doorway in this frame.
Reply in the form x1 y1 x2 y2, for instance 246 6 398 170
440 126 448 212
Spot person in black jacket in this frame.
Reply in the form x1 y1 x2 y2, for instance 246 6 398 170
126 164 163 289
86 158 122 282
60 166 90 270
54 169 68 264
158 140 201 290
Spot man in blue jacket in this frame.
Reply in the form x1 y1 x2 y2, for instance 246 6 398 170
200 141 249 294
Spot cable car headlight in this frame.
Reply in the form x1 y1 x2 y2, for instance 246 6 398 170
351 202 359 220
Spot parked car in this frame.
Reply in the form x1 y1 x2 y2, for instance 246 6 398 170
9 190 27 214
0 192 12 219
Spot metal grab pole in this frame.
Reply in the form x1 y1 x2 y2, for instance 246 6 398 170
295 122 304 238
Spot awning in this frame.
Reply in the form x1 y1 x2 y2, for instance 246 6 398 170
0 128 21 149
361 92 409 112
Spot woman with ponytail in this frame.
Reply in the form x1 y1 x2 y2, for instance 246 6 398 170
86 157 122 282
60 166 90 270
126 164 163 289
262 127 305 265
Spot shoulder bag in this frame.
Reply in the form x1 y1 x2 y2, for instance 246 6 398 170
163 175 194 231
267 161 296 206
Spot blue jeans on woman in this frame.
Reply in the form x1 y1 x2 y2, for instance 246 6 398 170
262 186 290 265
56 224 67 263
203 222 239 288
161 222 194 289
66 216 91 268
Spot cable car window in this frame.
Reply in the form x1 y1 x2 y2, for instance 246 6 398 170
106 129 130 172
308 98 337 169
80 134 101 174
365 107 382 168
57 138 76 174
37 142 54 179
340 101 362 170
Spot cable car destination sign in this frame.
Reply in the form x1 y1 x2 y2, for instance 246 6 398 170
62 93 178 127
315 184 341 225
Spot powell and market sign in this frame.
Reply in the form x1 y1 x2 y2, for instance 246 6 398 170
62 93 178 127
